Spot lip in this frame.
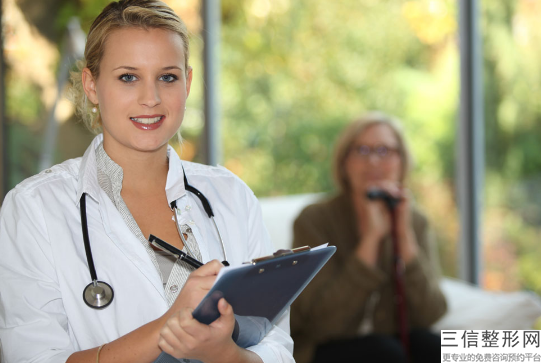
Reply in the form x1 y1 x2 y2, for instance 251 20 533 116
132 114 163 119
130 115 165 131
363 174 385 181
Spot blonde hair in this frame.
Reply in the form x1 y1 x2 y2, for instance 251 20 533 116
70 0 190 133
333 111 413 193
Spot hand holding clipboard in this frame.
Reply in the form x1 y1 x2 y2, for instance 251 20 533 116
192 244 336 348
148 233 335 349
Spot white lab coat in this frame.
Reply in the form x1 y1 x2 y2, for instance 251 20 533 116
0 134 294 363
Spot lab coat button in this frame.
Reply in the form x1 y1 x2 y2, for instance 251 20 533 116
186 227 192 233
169 285 179 293
189 220 195 225
185 205 191 211
45 169 51 173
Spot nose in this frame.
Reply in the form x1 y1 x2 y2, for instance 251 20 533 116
138 81 161 108
367 153 381 164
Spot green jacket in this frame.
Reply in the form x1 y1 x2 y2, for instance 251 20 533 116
290 193 447 363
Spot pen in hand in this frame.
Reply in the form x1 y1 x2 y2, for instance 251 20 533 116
150 234 240 341
148 234 204 269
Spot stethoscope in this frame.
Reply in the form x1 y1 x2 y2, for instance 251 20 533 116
80 170 228 309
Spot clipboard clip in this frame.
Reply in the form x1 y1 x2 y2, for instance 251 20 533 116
248 245 311 265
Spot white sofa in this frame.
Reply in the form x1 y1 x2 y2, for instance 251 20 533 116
258 193 541 330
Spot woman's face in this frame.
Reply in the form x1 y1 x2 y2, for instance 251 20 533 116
84 27 192 157
344 123 403 195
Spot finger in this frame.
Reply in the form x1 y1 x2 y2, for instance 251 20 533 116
365 199 389 214
187 274 219 290
178 308 208 337
400 188 412 201
377 181 402 198
179 307 196 326
394 188 411 207
160 324 183 351
170 275 218 312
181 275 218 302
190 259 223 277
158 337 178 356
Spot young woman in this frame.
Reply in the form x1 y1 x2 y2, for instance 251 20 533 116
0 1 294 362
290 112 446 363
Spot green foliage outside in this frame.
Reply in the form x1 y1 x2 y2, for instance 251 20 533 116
220 0 456 195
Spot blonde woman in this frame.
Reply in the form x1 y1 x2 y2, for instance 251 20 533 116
0 1 294 362
290 112 446 363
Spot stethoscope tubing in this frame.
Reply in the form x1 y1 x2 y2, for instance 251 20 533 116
210 216 228 262
80 193 98 282
81 167 229 309
80 193 114 309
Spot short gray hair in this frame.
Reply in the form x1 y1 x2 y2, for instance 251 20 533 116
333 111 413 193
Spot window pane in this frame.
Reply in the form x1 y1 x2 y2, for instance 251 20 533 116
482 0 541 293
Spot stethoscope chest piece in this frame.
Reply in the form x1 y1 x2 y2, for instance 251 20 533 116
83 280 114 309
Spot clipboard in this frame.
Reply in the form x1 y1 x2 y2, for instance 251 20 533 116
191 244 336 348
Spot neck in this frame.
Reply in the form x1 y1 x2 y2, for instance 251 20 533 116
103 140 169 195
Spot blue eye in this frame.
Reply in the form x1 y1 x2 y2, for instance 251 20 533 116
160 74 178 83
119 74 137 82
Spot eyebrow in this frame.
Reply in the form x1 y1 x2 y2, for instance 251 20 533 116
112 66 184 71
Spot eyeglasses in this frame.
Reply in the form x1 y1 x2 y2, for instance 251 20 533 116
350 145 399 159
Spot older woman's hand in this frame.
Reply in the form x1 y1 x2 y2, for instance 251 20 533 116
358 181 401 238
394 189 419 264
354 181 418 266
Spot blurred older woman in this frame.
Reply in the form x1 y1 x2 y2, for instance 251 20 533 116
290 112 447 363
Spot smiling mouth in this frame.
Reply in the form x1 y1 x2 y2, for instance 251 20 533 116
130 116 163 124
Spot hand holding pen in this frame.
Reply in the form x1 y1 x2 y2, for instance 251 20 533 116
149 237 238 361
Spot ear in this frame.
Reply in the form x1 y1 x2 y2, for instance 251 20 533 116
185 66 193 98
82 68 99 105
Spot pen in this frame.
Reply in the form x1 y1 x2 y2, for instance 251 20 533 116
148 234 204 269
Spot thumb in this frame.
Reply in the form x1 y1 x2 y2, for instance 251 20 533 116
211 298 235 329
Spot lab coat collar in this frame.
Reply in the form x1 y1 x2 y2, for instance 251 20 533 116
76 134 103 206
165 144 187 207
76 134 188 207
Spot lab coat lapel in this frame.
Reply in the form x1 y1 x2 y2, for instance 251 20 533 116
164 150 211 263
77 135 165 300
98 192 166 300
